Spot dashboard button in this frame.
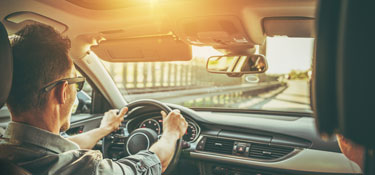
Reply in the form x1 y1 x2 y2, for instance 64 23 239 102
196 137 206 150
237 146 245 153
245 146 250 154
181 141 191 149
233 145 237 152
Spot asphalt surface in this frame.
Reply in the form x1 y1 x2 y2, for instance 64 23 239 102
256 80 311 112
126 80 312 113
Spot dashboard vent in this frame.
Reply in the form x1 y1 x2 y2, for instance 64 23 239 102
204 137 234 155
249 143 294 160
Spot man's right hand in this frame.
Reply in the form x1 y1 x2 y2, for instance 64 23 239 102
149 109 188 172
161 110 188 139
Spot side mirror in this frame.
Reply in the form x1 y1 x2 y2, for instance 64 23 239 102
206 54 268 77
74 91 91 114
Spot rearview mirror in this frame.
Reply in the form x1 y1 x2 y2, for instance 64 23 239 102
206 54 268 76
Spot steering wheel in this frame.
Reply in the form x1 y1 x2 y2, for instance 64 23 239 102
102 99 182 174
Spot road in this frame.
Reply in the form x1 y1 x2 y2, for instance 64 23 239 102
126 80 311 113
126 82 282 105
249 80 311 112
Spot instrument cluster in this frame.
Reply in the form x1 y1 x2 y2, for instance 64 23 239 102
136 116 200 142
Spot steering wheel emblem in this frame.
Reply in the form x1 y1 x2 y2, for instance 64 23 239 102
126 129 156 155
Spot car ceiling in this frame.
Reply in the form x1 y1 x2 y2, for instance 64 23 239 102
0 0 316 58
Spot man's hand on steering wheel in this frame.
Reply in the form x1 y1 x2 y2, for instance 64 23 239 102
101 100 188 174
150 109 188 172
67 107 128 150
100 107 128 134
161 110 188 139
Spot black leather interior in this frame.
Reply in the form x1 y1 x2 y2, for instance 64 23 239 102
0 22 31 175
314 0 375 149
314 0 375 174
313 0 342 138
333 0 374 148
0 22 12 108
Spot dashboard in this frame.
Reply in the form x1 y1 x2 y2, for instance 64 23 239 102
64 105 362 175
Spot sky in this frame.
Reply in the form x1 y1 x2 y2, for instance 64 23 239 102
266 37 314 74
192 36 314 74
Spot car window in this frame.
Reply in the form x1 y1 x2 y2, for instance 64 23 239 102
101 36 313 113
73 71 93 114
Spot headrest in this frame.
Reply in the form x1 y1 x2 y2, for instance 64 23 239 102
313 0 375 148
0 22 13 108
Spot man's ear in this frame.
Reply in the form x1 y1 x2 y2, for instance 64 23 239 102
54 81 69 104
337 134 351 147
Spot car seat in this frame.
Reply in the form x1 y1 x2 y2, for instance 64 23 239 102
0 21 31 175
313 0 375 174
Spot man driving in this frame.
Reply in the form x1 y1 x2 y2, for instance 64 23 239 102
0 24 188 174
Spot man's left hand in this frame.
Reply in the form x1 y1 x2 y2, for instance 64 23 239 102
100 107 128 133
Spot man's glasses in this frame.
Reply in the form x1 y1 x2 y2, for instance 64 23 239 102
42 77 86 92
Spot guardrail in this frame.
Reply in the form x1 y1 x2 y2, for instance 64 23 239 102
123 81 284 104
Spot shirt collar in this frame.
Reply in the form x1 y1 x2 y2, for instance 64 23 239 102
3 122 80 153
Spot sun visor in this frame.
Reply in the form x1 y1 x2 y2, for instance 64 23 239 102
177 16 253 47
91 36 192 62
263 17 314 37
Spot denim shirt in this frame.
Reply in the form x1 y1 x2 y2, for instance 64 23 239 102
0 122 162 175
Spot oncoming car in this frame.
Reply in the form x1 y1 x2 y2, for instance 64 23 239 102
0 0 373 175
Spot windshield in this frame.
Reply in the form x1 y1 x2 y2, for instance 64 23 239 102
101 36 313 113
